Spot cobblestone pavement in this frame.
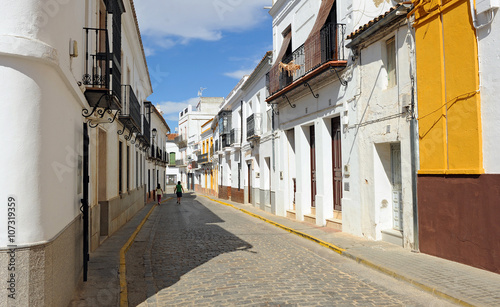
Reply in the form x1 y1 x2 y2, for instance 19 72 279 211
127 194 455 307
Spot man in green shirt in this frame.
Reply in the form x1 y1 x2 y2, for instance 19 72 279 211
174 181 185 204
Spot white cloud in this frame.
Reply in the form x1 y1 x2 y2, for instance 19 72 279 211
155 97 200 121
134 0 270 50
224 69 253 80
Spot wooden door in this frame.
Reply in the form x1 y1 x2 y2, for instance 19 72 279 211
332 118 342 211
310 125 316 207
248 163 252 204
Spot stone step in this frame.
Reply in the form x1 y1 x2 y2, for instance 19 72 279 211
326 218 342 231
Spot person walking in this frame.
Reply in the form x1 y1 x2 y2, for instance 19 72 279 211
156 184 163 205
174 181 185 204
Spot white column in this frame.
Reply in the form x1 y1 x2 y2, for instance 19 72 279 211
315 118 334 226
295 125 311 220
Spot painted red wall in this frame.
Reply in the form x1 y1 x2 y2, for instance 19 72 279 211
418 174 500 273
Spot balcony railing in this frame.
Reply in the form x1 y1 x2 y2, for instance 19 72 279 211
174 134 188 148
176 158 187 167
119 85 141 131
142 115 150 145
230 128 241 145
82 27 122 109
267 23 346 97
83 28 109 90
247 113 262 139
198 153 209 164
221 134 230 149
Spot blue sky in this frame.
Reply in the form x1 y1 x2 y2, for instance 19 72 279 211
134 1 273 132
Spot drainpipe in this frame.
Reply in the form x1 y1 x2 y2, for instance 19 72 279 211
272 107 276 172
239 100 243 190
407 18 419 252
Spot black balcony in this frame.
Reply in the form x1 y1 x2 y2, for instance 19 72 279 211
198 153 209 164
230 128 241 145
119 85 141 132
134 114 150 147
221 134 230 149
267 23 346 97
82 28 121 110
174 134 188 148
247 113 262 139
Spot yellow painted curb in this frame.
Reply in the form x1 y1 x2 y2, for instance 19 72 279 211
119 197 171 307
202 195 345 255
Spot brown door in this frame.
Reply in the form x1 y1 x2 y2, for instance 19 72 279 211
248 163 252 203
332 118 342 211
310 125 316 207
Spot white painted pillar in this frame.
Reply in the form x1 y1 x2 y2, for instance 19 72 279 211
295 125 311 220
315 118 334 226
275 130 287 216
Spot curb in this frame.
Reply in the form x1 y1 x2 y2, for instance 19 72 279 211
203 195 476 307
119 197 172 307
202 196 345 255
342 252 475 307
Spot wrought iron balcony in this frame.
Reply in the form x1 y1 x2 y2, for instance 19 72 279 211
247 113 262 140
267 23 346 97
230 128 241 146
198 153 209 164
221 134 231 149
119 85 141 132
175 159 187 167
82 27 121 110
174 134 188 148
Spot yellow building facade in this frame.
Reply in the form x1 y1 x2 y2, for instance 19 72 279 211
412 0 482 174
412 0 500 274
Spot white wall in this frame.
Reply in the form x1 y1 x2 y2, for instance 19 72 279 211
478 12 500 174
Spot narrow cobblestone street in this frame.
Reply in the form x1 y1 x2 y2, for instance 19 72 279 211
126 193 455 307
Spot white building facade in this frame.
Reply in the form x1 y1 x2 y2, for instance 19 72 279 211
175 98 222 190
267 0 418 248
0 0 156 304
241 52 276 212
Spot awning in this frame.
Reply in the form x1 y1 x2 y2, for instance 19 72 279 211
304 0 336 71
268 30 292 95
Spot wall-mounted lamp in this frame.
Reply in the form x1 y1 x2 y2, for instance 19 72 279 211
152 128 157 138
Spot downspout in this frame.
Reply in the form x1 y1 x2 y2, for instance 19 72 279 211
239 100 243 190
272 105 276 172
407 18 419 252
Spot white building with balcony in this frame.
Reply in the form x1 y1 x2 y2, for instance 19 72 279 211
0 0 156 305
175 97 222 190
214 76 248 202
240 52 275 212
267 0 417 249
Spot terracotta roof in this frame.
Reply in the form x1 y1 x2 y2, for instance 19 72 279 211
347 3 409 40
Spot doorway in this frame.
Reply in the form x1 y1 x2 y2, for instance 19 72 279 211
331 118 342 211
391 143 403 230
309 125 316 207
248 163 252 204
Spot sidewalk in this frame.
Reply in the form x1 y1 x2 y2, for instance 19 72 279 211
69 201 158 307
206 194 500 307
